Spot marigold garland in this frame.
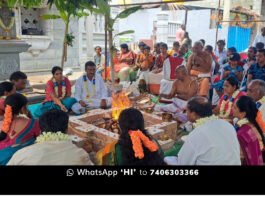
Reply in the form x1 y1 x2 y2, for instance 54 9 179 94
129 130 159 159
2 105 13 133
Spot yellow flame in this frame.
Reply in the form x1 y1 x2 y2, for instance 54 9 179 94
112 91 131 120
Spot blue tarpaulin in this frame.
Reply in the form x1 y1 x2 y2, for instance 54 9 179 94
227 26 251 52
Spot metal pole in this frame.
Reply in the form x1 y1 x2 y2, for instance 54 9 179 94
104 15 108 81
184 9 188 26
215 0 221 50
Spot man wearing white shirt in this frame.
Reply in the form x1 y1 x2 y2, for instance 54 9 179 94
215 40 227 65
94 46 106 75
253 27 265 47
164 96 241 165
71 61 111 114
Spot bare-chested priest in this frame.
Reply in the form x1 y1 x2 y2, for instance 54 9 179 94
155 66 198 121
186 41 212 97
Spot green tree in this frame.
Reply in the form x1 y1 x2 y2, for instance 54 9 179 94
1 0 44 8
42 0 93 69
43 0 111 69
95 0 141 82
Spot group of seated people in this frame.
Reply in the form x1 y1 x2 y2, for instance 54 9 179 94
1 35 265 165
0 88 264 165
0 60 114 164
109 41 191 94
0 96 93 165
112 40 210 97
150 37 265 165
0 73 165 165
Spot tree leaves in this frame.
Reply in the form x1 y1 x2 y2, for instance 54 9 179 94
76 11 90 18
66 33 75 47
41 14 61 20
114 30 134 38
95 0 110 16
6 0 44 8
114 6 141 21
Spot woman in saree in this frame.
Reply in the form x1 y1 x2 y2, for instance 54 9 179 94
8 109 93 165
96 108 165 165
28 66 76 119
213 76 245 121
0 93 40 165
115 44 136 81
233 96 265 165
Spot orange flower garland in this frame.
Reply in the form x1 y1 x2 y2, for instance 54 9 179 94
256 111 265 134
2 105 13 134
129 130 159 159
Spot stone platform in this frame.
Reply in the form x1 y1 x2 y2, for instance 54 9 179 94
68 109 179 154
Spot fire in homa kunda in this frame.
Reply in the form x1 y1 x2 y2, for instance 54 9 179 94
68 91 179 160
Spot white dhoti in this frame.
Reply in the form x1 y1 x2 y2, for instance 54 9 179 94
155 98 187 113
159 79 174 95
155 98 188 123
71 98 112 114
136 70 149 84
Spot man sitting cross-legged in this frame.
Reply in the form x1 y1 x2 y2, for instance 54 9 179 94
71 61 111 114
155 66 198 121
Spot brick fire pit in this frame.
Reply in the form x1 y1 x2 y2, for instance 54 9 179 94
68 108 178 153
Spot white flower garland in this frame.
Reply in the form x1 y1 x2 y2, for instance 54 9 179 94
193 115 219 129
236 118 249 128
219 90 240 118
17 114 29 119
52 77 66 99
36 132 70 143
83 75 96 102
